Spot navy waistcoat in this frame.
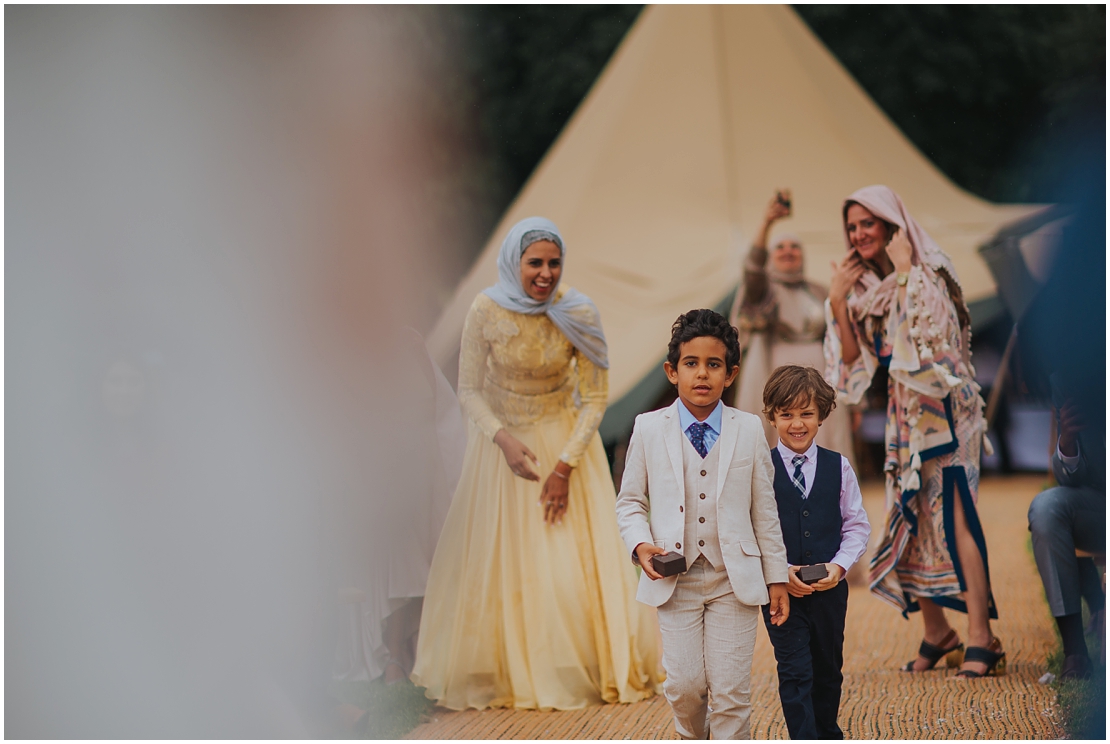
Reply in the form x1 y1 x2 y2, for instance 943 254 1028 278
770 446 843 566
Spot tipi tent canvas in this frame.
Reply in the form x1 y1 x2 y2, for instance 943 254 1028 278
428 4 1042 442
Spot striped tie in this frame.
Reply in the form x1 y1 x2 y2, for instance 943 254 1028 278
792 454 807 497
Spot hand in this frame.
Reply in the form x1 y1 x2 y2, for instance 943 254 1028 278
786 565 815 597
812 563 844 592
884 227 913 273
1058 400 1086 458
763 189 792 225
539 462 572 525
494 429 540 481
634 543 665 581
828 251 866 308
767 583 790 626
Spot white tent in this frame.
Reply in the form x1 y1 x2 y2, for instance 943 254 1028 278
428 4 1042 441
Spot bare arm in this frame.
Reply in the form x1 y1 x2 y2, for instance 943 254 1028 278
742 191 792 307
828 252 865 365
828 227 913 366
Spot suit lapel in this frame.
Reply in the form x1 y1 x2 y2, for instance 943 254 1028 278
715 407 740 501
662 401 686 492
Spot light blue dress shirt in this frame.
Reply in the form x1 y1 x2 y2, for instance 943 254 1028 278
678 399 723 454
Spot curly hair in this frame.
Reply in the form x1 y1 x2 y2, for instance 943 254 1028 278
666 309 741 372
762 364 837 422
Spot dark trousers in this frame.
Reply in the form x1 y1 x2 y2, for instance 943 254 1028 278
1028 485 1106 617
761 580 848 740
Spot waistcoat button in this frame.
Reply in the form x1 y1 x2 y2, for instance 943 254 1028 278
679 506 684 512
805 550 812 557
804 530 811 538
700 470 707 476
699 516 705 523
803 510 810 517
699 493 706 499
698 540 705 547
676 542 682 549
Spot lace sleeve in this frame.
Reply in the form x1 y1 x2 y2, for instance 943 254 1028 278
456 297 505 440
558 348 609 468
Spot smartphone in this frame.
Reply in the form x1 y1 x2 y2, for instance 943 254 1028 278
776 191 792 214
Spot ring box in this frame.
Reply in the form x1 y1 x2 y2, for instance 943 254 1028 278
652 552 687 577
798 564 829 585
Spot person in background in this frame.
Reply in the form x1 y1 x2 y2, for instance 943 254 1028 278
412 217 660 710
1018 163 1106 683
730 190 856 471
331 328 466 689
1027 382 1106 680
826 185 1001 679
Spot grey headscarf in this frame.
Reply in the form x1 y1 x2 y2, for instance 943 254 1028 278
482 217 609 369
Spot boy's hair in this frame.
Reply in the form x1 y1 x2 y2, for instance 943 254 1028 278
667 309 741 371
762 365 837 422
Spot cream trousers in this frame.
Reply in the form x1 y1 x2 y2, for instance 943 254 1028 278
657 556 758 740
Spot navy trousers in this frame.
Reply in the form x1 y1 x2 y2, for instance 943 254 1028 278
761 580 848 740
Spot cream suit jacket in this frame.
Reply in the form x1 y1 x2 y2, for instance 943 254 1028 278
615 400 789 608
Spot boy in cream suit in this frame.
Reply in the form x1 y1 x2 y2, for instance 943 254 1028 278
616 309 790 739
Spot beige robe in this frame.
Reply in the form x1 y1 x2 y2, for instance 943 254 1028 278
729 250 857 471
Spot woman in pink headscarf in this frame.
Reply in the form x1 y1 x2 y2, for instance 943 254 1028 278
825 185 1003 679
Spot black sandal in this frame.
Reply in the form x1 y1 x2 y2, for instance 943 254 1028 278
954 638 1006 679
901 629 965 672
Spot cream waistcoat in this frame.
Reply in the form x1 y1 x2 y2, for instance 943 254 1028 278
682 436 724 570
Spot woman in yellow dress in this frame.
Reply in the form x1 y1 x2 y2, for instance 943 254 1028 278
411 217 661 711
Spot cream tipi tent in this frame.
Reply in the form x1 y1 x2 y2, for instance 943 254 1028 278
428 4 1041 441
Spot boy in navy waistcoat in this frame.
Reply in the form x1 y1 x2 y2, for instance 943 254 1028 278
760 365 870 740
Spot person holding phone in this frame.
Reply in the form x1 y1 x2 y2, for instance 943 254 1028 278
730 190 856 471
826 185 1002 679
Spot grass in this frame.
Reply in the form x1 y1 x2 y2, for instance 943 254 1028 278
1024 494 1106 739
329 678 435 740
1044 606 1106 740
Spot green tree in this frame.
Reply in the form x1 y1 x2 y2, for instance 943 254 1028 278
457 5 643 205
459 5 1104 212
795 5 1105 202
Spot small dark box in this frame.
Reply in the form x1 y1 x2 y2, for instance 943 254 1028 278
652 552 687 577
798 564 829 585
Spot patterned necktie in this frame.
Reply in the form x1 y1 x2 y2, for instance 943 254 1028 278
792 454 807 497
687 422 710 458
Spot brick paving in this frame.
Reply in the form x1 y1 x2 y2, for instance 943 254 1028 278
408 475 1063 739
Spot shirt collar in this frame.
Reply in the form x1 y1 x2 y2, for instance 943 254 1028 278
776 439 817 464
678 399 723 435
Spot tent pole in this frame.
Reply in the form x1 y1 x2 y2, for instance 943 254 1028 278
984 324 1018 429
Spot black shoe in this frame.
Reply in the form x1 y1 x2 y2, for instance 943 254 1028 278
902 628 964 672
955 637 1006 679
1060 654 1091 681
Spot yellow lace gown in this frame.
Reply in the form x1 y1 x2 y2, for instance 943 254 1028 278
411 291 661 710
